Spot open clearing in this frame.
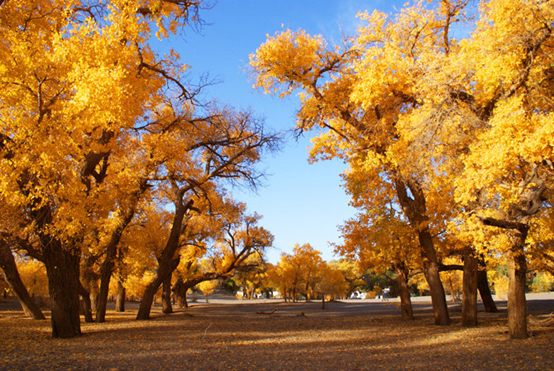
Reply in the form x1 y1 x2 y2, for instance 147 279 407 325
1 295 553 371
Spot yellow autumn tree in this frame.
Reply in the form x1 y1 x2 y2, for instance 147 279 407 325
0 0 198 337
413 0 554 338
0 0 279 337
171 202 274 309
250 0 475 326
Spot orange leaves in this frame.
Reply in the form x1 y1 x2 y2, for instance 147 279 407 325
250 29 327 97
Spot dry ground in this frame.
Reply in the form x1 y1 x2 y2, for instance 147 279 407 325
1 296 553 371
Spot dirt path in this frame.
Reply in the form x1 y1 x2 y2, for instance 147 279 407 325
1 297 553 370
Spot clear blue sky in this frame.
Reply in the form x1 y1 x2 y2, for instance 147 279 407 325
159 0 403 263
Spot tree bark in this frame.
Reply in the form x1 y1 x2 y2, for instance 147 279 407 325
394 177 450 325
462 248 478 327
477 266 498 313
508 229 528 339
96 207 140 322
115 278 125 312
162 274 173 314
0 241 45 320
480 217 529 338
394 262 414 320
173 277 190 308
418 229 451 325
78 283 94 323
42 240 82 338
136 195 191 320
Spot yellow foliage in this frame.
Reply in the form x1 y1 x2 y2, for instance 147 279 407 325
16 259 49 298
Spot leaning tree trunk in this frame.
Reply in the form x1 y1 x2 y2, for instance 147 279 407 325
96 221 136 322
0 241 45 320
78 283 94 323
137 256 180 320
394 262 414 320
477 266 498 313
418 229 451 326
395 178 450 326
462 248 478 327
42 240 82 338
137 196 191 320
508 229 529 339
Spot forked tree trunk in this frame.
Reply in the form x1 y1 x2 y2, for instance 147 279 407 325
115 278 125 312
394 263 414 320
462 248 478 327
477 267 498 313
137 197 190 320
137 257 180 320
395 178 450 326
42 241 82 338
508 229 528 339
0 241 45 320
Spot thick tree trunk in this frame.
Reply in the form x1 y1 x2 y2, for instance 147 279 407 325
115 278 125 312
479 217 529 338
321 293 325 310
508 230 528 339
137 257 180 320
43 241 82 338
137 271 164 320
477 267 498 313
0 241 45 320
162 274 173 314
173 277 190 308
418 230 451 325
462 248 478 327
394 263 414 321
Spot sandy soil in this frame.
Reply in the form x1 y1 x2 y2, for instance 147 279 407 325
0 294 553 371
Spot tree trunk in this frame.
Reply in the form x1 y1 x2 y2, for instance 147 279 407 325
462 248 478 327
321 293 325 310
477 266 498 313
95 255 115 322
508 230 528 339
137 196 191 320
0 241 45 320
137 270 165 320
394 263 414 320
394 177 450 326
115 278 125 312
173 277 190 308
162 274 173 314
42 241 82 338
418 229 451 325
137 257 180 320
78 283 94 323
95 188 143 322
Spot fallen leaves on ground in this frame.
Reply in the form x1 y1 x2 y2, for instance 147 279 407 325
0 300 553 371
